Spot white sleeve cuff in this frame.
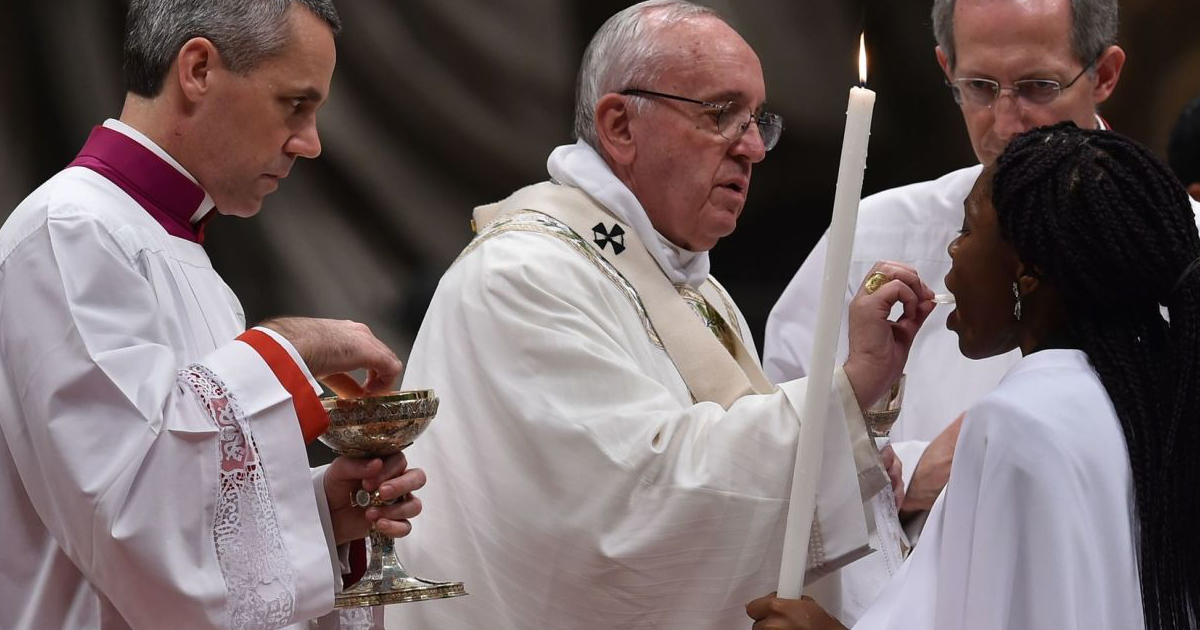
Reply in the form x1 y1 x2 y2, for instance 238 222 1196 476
311 465 350 588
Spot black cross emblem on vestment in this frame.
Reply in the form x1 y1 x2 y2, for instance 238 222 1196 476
592 222 626 255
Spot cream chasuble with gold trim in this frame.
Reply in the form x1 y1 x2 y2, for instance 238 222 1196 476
389 142 888 630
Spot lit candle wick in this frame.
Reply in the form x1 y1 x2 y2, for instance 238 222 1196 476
858 33 868 85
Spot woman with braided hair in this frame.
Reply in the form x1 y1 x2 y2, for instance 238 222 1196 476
747 122 1200 629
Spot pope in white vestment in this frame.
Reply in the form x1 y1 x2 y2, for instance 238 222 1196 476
0 121 371 630
386 140 894 630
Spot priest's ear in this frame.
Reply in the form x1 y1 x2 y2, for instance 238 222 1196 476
175 37 222 103
594 93 636 166
1090 45 1125 105
935 45 952 81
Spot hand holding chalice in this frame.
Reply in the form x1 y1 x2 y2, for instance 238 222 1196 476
321 390 466 608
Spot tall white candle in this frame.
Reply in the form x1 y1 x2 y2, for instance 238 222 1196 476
777 34 876 598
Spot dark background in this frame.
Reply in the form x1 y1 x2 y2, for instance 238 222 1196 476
2 0 1198 357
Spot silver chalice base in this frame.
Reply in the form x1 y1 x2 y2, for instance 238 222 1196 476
321 390 466 608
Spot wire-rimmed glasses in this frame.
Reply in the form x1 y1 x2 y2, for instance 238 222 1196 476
945 57 1099 108
619 88 784 151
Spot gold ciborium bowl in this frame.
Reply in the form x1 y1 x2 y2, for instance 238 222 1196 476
319 390 466 608
321 390 439 458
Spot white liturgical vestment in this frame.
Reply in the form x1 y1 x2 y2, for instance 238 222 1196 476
854 349 1144 630
0 121 370 630
387 142 886 630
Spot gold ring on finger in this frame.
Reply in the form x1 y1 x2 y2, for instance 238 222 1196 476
864 271 889 295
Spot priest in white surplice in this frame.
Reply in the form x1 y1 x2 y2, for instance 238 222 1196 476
386 3 933 629
0 2 424 629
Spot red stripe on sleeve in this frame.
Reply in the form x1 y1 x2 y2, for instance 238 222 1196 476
236 328 329 443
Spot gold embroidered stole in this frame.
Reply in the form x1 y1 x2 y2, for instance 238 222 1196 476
472 181 775 409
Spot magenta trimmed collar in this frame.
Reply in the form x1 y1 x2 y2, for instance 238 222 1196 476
69 125 213 243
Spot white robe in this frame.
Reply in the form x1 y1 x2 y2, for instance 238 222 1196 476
854 349 1144 630
0 123 363 629
387 185 882 629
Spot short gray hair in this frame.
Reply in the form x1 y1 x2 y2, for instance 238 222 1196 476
123 0 341 97
932 0 1117 71
572 0 727 148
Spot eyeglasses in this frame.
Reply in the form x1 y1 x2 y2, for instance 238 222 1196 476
946 58 1098 108
619 88 784 151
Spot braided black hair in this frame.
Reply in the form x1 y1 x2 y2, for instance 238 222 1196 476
993 121 1200 630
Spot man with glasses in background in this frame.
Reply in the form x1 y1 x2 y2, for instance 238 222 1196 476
761 0 1133 624
385 1 924 629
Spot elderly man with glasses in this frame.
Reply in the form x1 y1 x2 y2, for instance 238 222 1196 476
757 0 1157 624
383 1 935 629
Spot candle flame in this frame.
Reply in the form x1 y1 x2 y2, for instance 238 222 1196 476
858 33 868 84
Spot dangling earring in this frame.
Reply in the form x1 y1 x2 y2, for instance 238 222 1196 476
1012 281 1022 321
